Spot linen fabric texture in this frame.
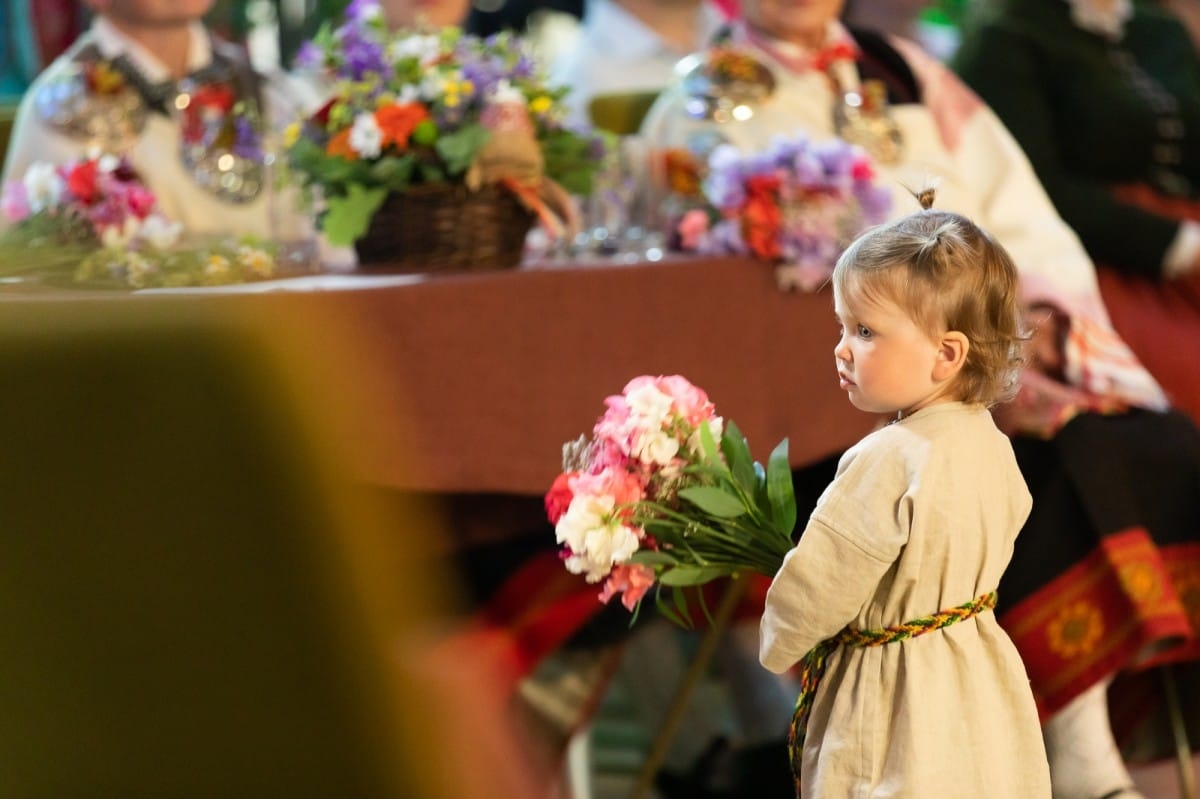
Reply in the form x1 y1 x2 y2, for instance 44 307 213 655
761 403 1051 799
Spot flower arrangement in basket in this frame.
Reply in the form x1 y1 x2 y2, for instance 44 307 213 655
676 133 891 291
286 0 604 268
545 375 796 623
0 154 278 289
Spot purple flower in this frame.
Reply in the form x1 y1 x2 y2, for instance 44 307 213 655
344 0 381 23
336 26 389 81
293 41 323 71
232 117 264 160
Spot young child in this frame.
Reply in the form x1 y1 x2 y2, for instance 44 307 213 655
759 195 1052 798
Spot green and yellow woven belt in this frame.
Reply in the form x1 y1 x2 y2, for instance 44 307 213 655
786 590 998 795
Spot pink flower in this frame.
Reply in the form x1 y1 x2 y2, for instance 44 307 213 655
569 466 644 512
677 208 710 251
655 374 717 427
0 181 29 222
599 563 657 610
124 184 157 219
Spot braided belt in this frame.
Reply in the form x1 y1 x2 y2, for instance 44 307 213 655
786 591 998 794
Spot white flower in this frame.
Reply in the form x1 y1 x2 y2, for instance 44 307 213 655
555 493 640 582
22 162 65 213
625 382 674 421
137 214 182 249
97 154 120 174
632 428 681 467
100 216 141 248
348 112 383 158
396 84 420 104
488 79 526 107
388 34 442 66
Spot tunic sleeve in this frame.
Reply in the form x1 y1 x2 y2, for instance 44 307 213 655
759 434 913 673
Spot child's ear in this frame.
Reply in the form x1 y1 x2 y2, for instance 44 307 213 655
932 331 969 382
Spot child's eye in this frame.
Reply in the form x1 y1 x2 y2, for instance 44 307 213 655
857 324 872 338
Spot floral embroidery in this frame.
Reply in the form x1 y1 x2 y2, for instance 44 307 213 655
1046 600 1105 658
1117 560 1162 604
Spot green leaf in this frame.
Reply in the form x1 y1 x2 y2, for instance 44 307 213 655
721 420 756 493
629 551 678 567
435 124 490 175
321 183 388 246
659 566 733 586
655 588 692 629
368 154 416 191
697 420 727 472
767 438 797 537
678 486 748 518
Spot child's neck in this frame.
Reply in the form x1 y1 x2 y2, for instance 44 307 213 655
103 16 197 80
896 395 960 422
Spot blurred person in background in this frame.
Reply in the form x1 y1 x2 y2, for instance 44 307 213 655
1 0 316 240
550 0 729 127
380 0 470 28
953 0 1200 428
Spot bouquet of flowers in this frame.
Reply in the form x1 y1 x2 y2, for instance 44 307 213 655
545 375 796 624
285 0 604 247
676 133 892 291
0 154 278 289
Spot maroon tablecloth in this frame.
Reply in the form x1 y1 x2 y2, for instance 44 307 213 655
0 255 879 496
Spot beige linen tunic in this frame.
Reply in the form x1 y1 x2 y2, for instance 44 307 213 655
760 403 1050 798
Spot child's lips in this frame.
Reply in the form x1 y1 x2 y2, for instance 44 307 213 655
838 371 855 389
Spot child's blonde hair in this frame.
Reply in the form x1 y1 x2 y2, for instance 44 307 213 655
832 203 1025 406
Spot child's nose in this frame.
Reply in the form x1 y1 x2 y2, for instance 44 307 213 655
834 337 850 362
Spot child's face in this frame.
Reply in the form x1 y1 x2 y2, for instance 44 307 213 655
833 285 952 417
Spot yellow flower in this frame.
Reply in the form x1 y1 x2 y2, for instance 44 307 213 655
205 255 231 278
282 122 301 149
530 96 552 115
237 246 275 278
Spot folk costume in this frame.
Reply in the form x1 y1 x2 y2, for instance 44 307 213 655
761 403 1050 799
953 0 1200 426
1 17 311 240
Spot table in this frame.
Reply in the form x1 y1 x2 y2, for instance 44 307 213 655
2 255 876 497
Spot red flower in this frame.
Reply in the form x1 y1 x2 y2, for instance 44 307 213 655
741 174 782 261
850 158 874 181
311 98 336 127
66 159 100 205
191 83 235 113
544 472 576 525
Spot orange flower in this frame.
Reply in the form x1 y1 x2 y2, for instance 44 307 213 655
325 128 357 160
374 102 430 151
664 149 701 197
741 175 782 261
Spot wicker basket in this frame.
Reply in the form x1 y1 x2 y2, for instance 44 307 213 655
353 183 536 272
